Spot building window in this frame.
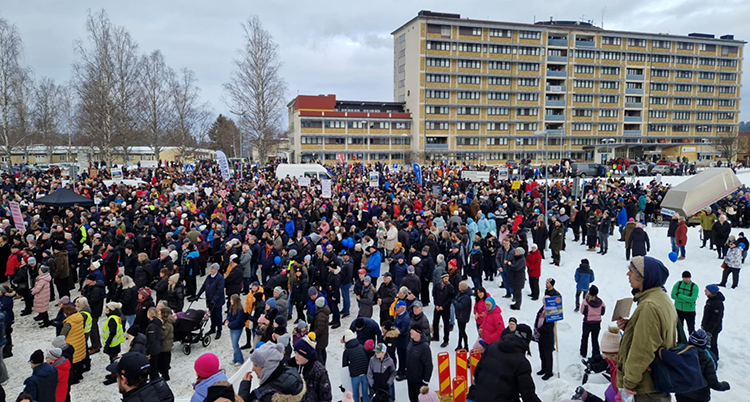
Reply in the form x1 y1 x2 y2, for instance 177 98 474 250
517 78 539 86
487 107 509 115
519 31 541 39
650 83 668 91
457 75 480 84
650 69 669 77
676 42 694 50
599 123 617 131
648 124 667 132
651 55 670 63
719 59 738 67
573 94 593 102
696 125 712 132
698 85 714 93
627 53 647 62
347 121 365 129
486 136 509 144
720 73 737 81
426 58 450 67
394 122 411 129
700 57 716 66
648 110 668 119
599 109 619 117
600 81 619 89
600 67 620 75
457 106 480 115
698 72 715 79
717 126 734 133
301 137 323 145
488 61 511 70
672 125 689 132
572 123 592 131
458 43 481 53
457 59 481 69
517 62 540 71
457 91 480 100
574 80 594 88
696 112 713 120
517 47 540 55
516 123 538 131
718 99 735 107
426 41 450 51
489 45 513 54
674 98 691 105
426 106 449 114
602 36 621 45
627 38 646 47
719 86 737 94
697 98 714 106
575 50 596 59
487 124 509 132
674 84 692 92
601 51 620 60
425 90 450 99
673 111 690 120
700 44 716 52
675 56 694 64
456 137 479 145
425 122 449 130
600 95 619 103
675 70 692 79
441 26 451 37
516 93 539 101
488 77 510 85
575 65 594 74
517 108 538 116
456 123 480 131
652 40 671 49
426 74 450 83
488 92 510 100
717 112 735 120
649 97 667 105
571 138 593 145
573 109 592 117
489 29 511 37
301 120 323 128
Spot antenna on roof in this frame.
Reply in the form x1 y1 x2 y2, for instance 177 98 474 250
601 6 606 29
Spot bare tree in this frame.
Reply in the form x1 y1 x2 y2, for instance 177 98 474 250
0 17 25 165
58 85 76 163
223 16 288 163
12 67 34 164
139 50 173 162
170 67 210 161
34 77 64 162
73 10 141 168
714 129 744 164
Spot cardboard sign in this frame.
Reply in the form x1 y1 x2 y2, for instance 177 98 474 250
511 181 522 190
611 298 634 322
298 177 311 187
544 295 563 322
321 179 332 198
9 201 25 232
111 167 122 179
369 172 379 188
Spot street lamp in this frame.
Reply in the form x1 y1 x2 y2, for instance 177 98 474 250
361 120 367 164
534 130 549 224
401 133 408 165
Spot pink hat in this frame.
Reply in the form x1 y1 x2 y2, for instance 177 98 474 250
194 353 220 378
628 218 634 222
364 339 375 352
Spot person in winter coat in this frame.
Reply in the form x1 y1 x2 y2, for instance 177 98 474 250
719 240 742 289
13 255 33 315
134 253 153 290
102 302 126 385
549 220 564 266
289 335 332 402
574 259 595 312
526 244 542 300
23 350 58 402
290 267 309 322
0 285 14 358
454 281 472 351
165 274 184 313
401 265 421 299
471 324 541 402
671 271 699 336
358 276 377 318
60 305 86 383
585 212 599 251
134 287 156 335
617 256 677 398
699 209 717 249
431 273 455 347
368 343 396 402
145 307 163 381
193 263 225 339
224 294 246 366
713 215 732 259
342 330 371 402
376 273 398 324
392 302 410 380
158 308 174 381
313 297 331 365
82 273 106 350
626 223 650 260
675 216 688 260
126 325 148 355
473 287 489 330
46 347 70 402
238 342 305 402
107 352 174 402
32 266 53 327
120 275 138 329
190 353 228 402
674 329 730 402
701 284 724 360
479 297 505 346
505 247 526 310
405 326 433 402
152 268 170 303
580 285 605 358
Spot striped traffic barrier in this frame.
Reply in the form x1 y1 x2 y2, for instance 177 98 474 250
469 349 481 385
438 351 452 396
455 349 468 387
453 376 467 402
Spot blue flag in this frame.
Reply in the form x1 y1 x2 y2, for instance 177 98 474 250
412 163 422 187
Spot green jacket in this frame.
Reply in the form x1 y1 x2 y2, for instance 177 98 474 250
622 222 636 243
699 212 717 231
617 287 677 394
671 280 698 312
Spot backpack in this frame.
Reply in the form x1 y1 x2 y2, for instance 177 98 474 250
651 344 706 394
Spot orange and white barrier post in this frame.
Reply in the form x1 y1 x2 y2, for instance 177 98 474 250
455 349 468 387
469 349 481 385
437 351 452 396
453 376 467 402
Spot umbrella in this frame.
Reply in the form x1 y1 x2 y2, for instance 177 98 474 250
35 189 95 207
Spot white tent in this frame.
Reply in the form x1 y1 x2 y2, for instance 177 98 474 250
660 168 742 218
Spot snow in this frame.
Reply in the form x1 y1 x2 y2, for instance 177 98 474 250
4 172 749 402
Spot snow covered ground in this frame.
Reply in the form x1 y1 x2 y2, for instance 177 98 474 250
3 172 749 401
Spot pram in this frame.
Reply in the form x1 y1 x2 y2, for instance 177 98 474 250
174 306 212 355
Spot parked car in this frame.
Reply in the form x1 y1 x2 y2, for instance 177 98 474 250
506 160 518 169
651 165 675 175
627 163 654 176
570 163 606 178
657 160 680 168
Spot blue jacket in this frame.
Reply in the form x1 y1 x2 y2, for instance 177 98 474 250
394 310 411 349
89 268 105 284
0 295 14 324
487 213 498 237
617 208 628 227
258 246 280 272
366 250 382 277
306 289 327 317
349 317 383 344
394 262 408 286
225 308 246 330
574 263 595 291
638 195 647 211
197 273 225 309
23 362 58 402
478 217 491 238
285 220 295 238
190 371 228 402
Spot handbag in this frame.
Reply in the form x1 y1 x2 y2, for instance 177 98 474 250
721 261 728 269
651 344 706 394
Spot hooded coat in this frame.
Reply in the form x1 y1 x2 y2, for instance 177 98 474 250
31 272 52 313
626 227 650 259
405 334 433 385
472 331 541 402
239 364 306 402
480 301 505 345
22 362 58 402
574 262 595 291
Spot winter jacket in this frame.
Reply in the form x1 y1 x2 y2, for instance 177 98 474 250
394 262 408 286
667 219 679 238
289 358 332 402
626 228 650 259
61 312 86 363
574 263 595 291
366 250 382 278
238 364 305 402
51 356 71 402
377 281 398 313
166 282 185 312
226 308 247 330
432 281 455 311
342 339 370 377
549 226 564 251
581 297 605 323
712 220 731 245
152 279 169 303
313 305 331 350
473 295 489 328
472 332 542 402
129 333 147 355
671 280 698 313
160 315 175 353
196 273 225 310
405 334 433 385
367 354 396 390
122 377 174 402
675 221 688 246
121 287 138 316
526 249 541 278
358 283 377 318
134 263 153 290
190 371 228 402
454 289 472 324
11 260 30 290
393 310 410 349
699 211 717 231
675 344 730 401
31 272 52 313
506 254 526 291
724 247 743 269
480 305 505 345
701 292 725 335
83 280 106 317
22 362 58 402
622 221 636 243
146 317 163 356
616 287 677 393
350 317 383 344
402 273 421 297
224 264 244 296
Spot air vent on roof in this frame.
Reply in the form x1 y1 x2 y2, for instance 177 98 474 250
720 34 734 40
418 10 461 19
688 33 715 39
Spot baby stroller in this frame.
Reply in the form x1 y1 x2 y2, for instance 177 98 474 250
174 306 212 355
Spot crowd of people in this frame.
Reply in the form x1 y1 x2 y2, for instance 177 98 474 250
0 158 742 402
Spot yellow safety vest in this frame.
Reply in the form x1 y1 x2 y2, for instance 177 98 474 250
79 225 88 243
102 315 125 348
80 311 92 334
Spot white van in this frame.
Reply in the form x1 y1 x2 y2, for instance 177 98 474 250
275 164 332 181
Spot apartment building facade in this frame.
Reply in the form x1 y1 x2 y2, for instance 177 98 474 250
392 11 744 164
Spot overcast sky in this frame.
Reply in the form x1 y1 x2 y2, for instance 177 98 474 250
2 0 748 121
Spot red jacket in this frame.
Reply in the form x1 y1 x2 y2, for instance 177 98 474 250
675 221 688 247
5 253 20 277
512 215 524 234
53 357 71 402
480 305 506 345
526 249 542 278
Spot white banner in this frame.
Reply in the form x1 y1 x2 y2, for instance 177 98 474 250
111 166 122 179
321 179 332 198
369 172 379 187
216 150 231 181
298 177 311 187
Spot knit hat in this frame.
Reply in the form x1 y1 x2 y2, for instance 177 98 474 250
51 335 66 348
40 265 50 274
86 273 98 281
689 329 708 347
45 348 62 362
581 258 589 265
364 339 374 352
682 270 692 278
601 327 622 354
138 287 152 299
308 286 318 297
294 335 317 359
169 274 180 283
588 285 599 297
363 276 371 283
515 247 525 254
706 284 720 295
315 297 325 308
265 298 277 309
29 349 44 364
59 296 70 305
194 353 221 378
411 256 421 265
127 325 141 337
508 317 517 324
92 261 101 269
547 278 556 287
343 329 356 343
273 286 283 296
204 382 237 402
209 263 220 271
296 320 308 331
106 302 122 312
448 259 457 267
274 325 287 336
250 343 285 383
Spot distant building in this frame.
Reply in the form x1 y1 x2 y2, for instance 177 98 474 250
1 146 215 168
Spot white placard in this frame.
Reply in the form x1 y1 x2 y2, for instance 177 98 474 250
298 177 311 187
321 179 332 198
216 150 231 181
369 172 379 187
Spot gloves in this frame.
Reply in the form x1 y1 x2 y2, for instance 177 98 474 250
719 381 730 391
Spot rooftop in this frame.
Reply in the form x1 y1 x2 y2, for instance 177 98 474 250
290 94 407 114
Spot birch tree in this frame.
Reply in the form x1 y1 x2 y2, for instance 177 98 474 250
0 18 24 165
170 67 210 160
139 50 172 162
34 77 64 162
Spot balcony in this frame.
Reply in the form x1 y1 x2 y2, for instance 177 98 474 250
626 74 644 80
546 70 567 77
575 40 595 47
546 129 565 134
623 129 642 135
545 100 565 106
624 116 643 122
545 114 565 121
547 55 568 62
546 85 567 92
425 143 449 149
625 102 643 108
548 39 568 47
625 88 644 94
